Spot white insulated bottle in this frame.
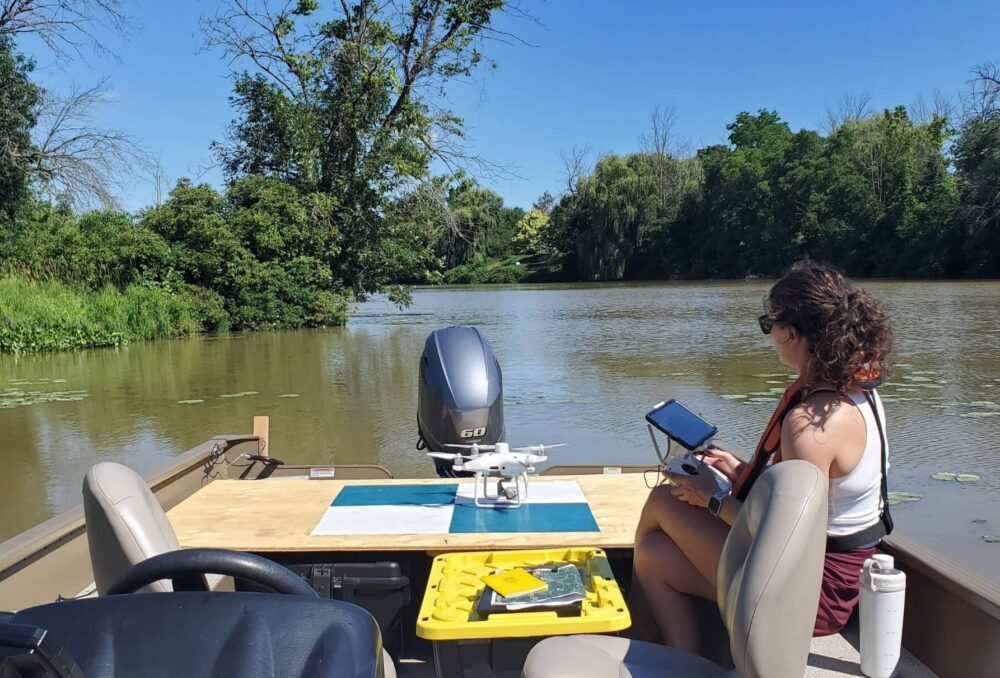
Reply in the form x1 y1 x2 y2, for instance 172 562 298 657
859 554 906 678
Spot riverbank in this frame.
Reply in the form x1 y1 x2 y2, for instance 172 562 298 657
0 276 209 353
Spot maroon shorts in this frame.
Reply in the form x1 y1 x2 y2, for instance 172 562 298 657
813 546 877 636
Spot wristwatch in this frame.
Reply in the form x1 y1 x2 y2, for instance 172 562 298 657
708 488 728 517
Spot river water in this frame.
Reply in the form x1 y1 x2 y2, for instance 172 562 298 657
2 282 999 581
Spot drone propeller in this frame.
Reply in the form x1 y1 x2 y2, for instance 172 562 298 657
426 451 472 461
511 443 567 453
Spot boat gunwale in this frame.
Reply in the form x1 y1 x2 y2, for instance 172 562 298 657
0 434 259 583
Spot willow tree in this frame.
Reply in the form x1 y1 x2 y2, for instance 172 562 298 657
203 0 513 301
570 154 659 281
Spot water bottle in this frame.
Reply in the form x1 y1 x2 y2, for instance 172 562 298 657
859 554 906 678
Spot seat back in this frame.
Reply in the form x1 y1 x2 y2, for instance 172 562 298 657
6 592 385 678
717 460 828 678
82 462 181 594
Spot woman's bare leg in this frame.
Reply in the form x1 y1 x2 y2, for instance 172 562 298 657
632 485 730 653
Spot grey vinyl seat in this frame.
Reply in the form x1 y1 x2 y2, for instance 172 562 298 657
81 461 398 677
83 461 183 594
522 460 829 678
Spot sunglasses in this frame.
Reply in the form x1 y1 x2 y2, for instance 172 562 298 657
758 314 777 335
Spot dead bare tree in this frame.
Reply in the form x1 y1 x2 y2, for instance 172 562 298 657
558 144 591 198
29 81 152 209
910 90 955 125
964 62 1000 123
640 104 679 209
823 91 873 134
0 0 129 61
149 158 170 207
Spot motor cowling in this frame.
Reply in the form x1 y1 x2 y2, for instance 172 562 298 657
417 326 505 477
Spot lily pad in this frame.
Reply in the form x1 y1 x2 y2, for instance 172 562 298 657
276 393 300 398
177 399 204 404
931 472 957 481
956 474 981 483
887 491 922 506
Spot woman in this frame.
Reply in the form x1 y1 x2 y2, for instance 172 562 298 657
633 259 893 654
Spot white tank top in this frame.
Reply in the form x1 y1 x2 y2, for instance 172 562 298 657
826 390 887 537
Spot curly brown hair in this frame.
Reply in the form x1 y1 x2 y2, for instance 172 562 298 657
765 259 893 390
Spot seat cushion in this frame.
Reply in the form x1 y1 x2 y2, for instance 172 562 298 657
522 635 729 678
9 592 385 678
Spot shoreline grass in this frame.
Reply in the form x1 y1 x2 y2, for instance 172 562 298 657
0 276 204 354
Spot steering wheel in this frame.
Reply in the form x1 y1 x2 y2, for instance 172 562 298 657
106 548 318 597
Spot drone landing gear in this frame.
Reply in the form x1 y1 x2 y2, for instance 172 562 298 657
474 472 528 508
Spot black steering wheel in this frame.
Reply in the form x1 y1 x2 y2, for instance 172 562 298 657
106 548 318 597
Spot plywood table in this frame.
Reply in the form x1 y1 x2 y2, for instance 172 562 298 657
167 475 653 553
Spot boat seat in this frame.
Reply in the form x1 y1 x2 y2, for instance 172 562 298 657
83 461 184 594
2 591 392 678
523 460 828 678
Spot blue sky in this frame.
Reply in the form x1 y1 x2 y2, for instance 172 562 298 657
18 0 1000 211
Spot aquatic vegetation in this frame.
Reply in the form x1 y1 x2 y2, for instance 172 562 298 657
0 388 89 409
932 472 982 482
887 491 922 506
504 392 596 406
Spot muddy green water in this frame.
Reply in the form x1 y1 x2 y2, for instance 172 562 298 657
2 282 999 581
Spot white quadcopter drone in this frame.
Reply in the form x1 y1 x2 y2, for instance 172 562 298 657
427 441 566 508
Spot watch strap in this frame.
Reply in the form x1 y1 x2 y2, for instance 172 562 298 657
708 489 727 517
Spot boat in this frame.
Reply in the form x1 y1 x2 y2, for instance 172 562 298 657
1 327 998 677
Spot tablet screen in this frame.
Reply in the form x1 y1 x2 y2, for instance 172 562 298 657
646 400 717 450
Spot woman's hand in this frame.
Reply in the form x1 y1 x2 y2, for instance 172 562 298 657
662 463 724 508
700 446 744 483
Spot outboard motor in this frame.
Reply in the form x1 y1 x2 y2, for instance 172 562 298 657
417 326 505 477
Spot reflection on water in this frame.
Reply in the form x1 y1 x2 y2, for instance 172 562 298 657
2 281 999 581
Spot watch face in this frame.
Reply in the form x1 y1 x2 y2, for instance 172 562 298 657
709 492 725 515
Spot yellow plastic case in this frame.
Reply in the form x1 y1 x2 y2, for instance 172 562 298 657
416 547 631 640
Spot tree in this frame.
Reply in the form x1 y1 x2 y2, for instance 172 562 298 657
30 81 151 209
570 153 659 280
0 37 39 219
203 0 512 300
512 207 548 253
0 0 129 61
955 62 1000 275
